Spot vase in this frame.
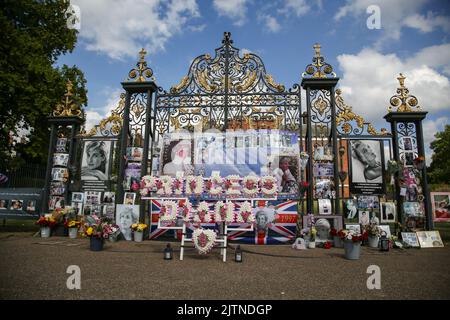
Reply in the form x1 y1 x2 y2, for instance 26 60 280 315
333 236 343 248
41 226 51 238
90 237 104 251
368 235 379 248
68 228 78 239
308 241 316 249
52 223 68 237
134 231 144 242
344 240 361 260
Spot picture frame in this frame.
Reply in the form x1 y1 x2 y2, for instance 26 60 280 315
357 195 380 209
318 199 332 215
400 137 414 151
416 231 444 248
51 168 68 182
126 147 143 162
0 199 8 209
345 223 361 234
81 140 112 181
53 153 70 167
55 137 67 153
71 192 84 203
50 182 65 196
401 232 420 247
344 199 358 220
313 163 334 177
103 192 116 204
430 192 450 222
123 192 136 205
48 196 64 210
84 191 101 205
314 178 335 199
116 204 140 241
10 200 23 210
358 210 370 226
72 202 83 215
403 201 424 217
378 225 391 238
161 136 194 177
25 200 36 212
380 202 396 223
103 205 115 219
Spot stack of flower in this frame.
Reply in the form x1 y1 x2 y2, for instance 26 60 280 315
193 201 210 223
364 223 381 237
185 176 203 195
260 176 277 197
242 176 259 197
130 223 148 232
159 200 178 224
237 201 255 223
83 215 116 239
225 175 241 197
179 200 192 222
35 216 57 228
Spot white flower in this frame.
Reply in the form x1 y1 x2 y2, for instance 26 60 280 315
261 176 277 196
242 176 259 196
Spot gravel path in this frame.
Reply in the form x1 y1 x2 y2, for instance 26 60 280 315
1 233 449 300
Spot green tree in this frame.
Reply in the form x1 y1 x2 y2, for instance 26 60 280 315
428 125 450 184
0 0 87 168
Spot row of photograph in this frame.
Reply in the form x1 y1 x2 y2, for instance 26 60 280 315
0 199 36 211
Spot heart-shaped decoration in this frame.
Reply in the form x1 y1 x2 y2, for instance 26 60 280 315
192 229 217 255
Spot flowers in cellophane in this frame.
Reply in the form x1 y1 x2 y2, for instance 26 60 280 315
82 215 117 239
131 223 148 232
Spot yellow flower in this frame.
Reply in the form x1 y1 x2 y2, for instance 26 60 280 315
131 223 138 229
86 227 93 236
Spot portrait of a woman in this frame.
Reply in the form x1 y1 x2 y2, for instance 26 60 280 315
81 141 110 181
162 139 194 177
350 140 382 183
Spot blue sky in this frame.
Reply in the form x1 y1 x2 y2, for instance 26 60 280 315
59 0 450 160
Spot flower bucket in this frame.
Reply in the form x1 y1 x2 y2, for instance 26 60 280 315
90 237 104 251
68 227 78 239
344 241 361 260
41 226 51 238
134 231 144 242
308 241 316 249
52 223 67 237
333 236 343 248
368 235 379 248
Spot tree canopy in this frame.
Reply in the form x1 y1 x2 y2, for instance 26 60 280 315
0 0 87 168
428 124 450 185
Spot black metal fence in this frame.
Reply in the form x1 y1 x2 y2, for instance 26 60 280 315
0 164 46 188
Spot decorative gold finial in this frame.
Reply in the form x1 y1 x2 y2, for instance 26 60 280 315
388 73 421 112
302 43 336 79
52 80 83 118
127 48 155 82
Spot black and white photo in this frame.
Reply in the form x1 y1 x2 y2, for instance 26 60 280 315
71 192 84 203
380 202 396 223
345 223 361 234
55 137 67 153
273 156 299 194
26 200 36 211
48 196 64 210
103 205 115 219
72 202 83 215
348 139 384 195
314 179 335 199
116 204 139 241
51 168 68 182
254 206 276 233
81 140 112 181
103 192 115 204
10 200 23 210
344 199 358 219
84 191 101 205
313 163 334 177
318 199 332 215
50 182 65 195
0 199 7 209
53 153 69 167
358 210 370 226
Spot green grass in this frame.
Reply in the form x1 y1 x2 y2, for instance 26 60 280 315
0 219 40 233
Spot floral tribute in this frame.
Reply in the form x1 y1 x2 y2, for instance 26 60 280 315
172 176 184 195
179 200 193 222
206 174 223 196
242 176 259 197
260 176 277 196
159 200 178 224
224 175 241 197
185 176 203 195
131 223 148 232
339 229 368 242
36 216 57 227
140 175 157 197
194 201 211 223
237 201 255 224
214 201 235 223
192 228 217 255
83 215 117 238
156 176 173 195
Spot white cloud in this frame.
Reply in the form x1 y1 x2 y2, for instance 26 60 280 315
84 89 123 132
333 0 450 46
72 0 200 59
212 0 249 26
336 45 450 160
259 14 282 33
278 0 311 17
423 116 449 164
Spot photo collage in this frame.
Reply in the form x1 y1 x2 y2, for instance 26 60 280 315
312 139 336 216
49 137 69 210
71 191 117 219
125 147 143 191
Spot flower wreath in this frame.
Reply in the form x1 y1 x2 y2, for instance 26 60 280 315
156 176 173 195
172 177 184 195
185 176 203 195
225 175 241 197
237 201 255 224
192 228 217 255
194 201 211 223
242 175 259 197
159 200 178 224
213 201 235 223
140 175 157 197
206 175 223 196
179 200 192 222
260 176 277 196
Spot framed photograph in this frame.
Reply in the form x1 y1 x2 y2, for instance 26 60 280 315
53 153 69 167
273 155 300 194
71 192 84 203
313 163 334 177
83 204 92 215
403 202 424 217
357 195 380 209
358 210 370 226
405 184 419 202
48 196 64 210
116 204 140 241
124 163 141 191
72 202 83 215
318 199 332 215
161 137 194 177
378 225 391 238
304 215 343 242
84 191 101 205
10 200 23 210
81 140 112 181
51 168 68 182
103 192 115 204
345 223 361 234
314 179 335 199
416 231 444 248
56 137 67 153
50 182 65 196
126 147 143 162
313 142 333 161
123 192 136 205
344 199 358 220
91 205 102 216
0 199 8 209
348 139 385 195
380 202 396 223
25 200 36 211
254 206 277 234
430 192 450 222
403 152 415 167
103 205 115 219
400 137 414 151
401 232 420 247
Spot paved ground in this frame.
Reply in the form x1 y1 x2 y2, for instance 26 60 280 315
1 233 449 300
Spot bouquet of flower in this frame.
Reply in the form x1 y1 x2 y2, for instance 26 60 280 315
260 176 277 196
225 175 241 197
83 215 116 239
130 223 148 232
186 176 203 195
242 176 259 197
35 216 57 227
364 223 381 237
65 220 81 229
195 201 211 223
339 229 367 242
159 200 178 224
237 201 255 224
140 175 157 196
